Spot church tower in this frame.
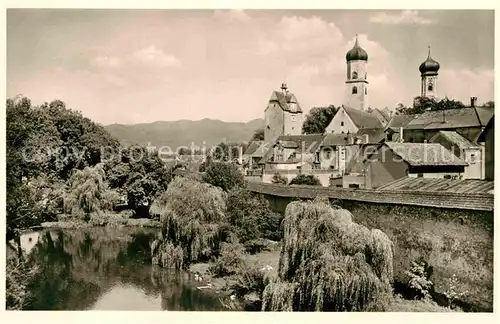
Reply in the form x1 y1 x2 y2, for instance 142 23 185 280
264 82 303 144
344 35 368 111
419 46 440 99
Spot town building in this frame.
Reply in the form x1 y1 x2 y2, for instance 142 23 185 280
263 83 304 144
477 116 494 181
324 106 383 134
429 131 484 179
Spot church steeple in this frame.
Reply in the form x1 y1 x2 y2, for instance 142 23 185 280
344 34 369 110
419 46 440 99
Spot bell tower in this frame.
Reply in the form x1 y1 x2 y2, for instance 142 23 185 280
419 46 440 99
344 35 369 111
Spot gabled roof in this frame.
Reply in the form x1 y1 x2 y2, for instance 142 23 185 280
268 91 303 113
243 140 269 158
384 142 468 167
478 116 494 143
385 114 418 131
368 108 391 125
376 177 494 195
356 128 386 143
475 107 495 126
430 131 479 149
405 107 492 130
343 106 384 129
258 134 326 164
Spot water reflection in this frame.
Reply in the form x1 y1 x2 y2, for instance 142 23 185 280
23 227 225 311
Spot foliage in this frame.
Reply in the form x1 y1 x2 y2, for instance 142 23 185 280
289 174 322 186
232 266 272 298
271 172 287 185
202 161 246 192
481 101 494 108
88 212 130 227
226 187 282 243
63 164 119 220
6 254 37 310
150 177 230 269
262 200 394 311
396 97 466 115
208 242 246 277
6 96 119 237
405 259 434 300
302 105 338 134
106 146 172 211
252 129 265 141
444 274 468 309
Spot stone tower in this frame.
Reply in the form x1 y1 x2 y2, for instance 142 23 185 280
419 46 440 99
264 83 304 143
344 35 368 111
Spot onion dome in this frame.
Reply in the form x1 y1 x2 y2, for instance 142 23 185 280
346 34 368 62
419 46 440 74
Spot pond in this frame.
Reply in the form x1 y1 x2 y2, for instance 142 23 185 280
20 227 226 311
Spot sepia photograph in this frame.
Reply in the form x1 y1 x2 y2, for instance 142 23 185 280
4 7 495 314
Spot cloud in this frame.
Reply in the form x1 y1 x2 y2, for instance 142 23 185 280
370 10 434 25
131 45 181 68
94 55 121 68
212 9 251 22
439 67 494 104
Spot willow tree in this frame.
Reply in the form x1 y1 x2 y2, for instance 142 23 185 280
262 199 394 311
63 164 119 220
150 177 229 269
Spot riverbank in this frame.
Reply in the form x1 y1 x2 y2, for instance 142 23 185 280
40 218 161 229
185 241 459 312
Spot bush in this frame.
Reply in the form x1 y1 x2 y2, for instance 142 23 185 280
202 162 245 192
6 255 37 310
232 266 272 298
88 212 129 227
271 172 287 185
289 174 321 186
405 258 434 300
226 187 282 243
208 242 246 277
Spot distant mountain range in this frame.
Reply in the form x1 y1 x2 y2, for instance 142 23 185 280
104 118 264 150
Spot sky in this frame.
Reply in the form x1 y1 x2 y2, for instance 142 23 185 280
7 9 495 125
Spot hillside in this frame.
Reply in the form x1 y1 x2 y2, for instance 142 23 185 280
104 118 264 150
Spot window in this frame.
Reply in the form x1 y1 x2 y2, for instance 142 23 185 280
352 71 358 79
291 115 296 121
428 84 433 91
352 86 358 94
470 154 476 164
341 131 345 134
365 88 367 95
417 173 424 178
349 184 360 189
341 121 344 126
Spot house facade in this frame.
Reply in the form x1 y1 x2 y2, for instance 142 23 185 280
478 116 494 181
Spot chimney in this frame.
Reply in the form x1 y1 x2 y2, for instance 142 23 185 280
363 134 370 144
399 127 404 143
470 97 477 107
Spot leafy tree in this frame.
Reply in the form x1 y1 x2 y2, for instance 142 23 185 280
226 187 282 243
302 105 338 134
482 101 494 108
271 172 288 185
397 97 466 115
252 129 265 141
289 174 322 186
105 146 172 211
202 161 245 192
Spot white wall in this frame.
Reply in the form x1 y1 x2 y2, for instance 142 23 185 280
324 107 359 134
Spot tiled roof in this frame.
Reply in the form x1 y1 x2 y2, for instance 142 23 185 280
343 106 384 129
321 133 349 147
376 177 494 195
430 131 479 149
405 107 489 130
478 116 494 143
243 141 269 158
385 114 418 131
384 142 468 166
356 128 386 143
258 134 326 164
368 108 391 125
475 107 495 126
269 91 303 113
